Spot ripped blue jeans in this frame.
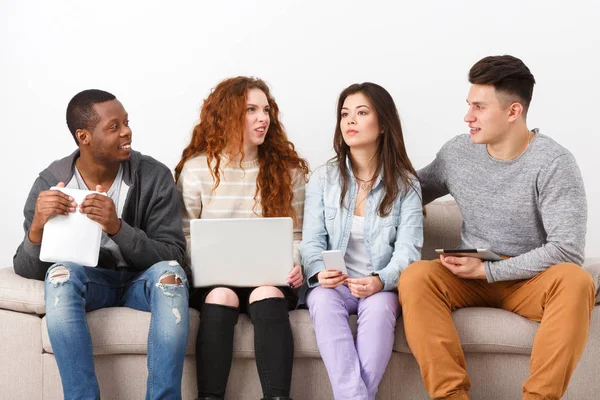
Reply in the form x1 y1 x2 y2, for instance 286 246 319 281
44 261 190 400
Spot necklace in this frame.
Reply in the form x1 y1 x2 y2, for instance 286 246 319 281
487 129 535 160
354 174 376 191
521 129 534 155
355 191 369 208
526 129 533 147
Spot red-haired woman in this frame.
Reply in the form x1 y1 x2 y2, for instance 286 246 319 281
175 77 309 400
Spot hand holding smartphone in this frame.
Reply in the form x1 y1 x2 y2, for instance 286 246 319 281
321 250 348 275
318 250 348 288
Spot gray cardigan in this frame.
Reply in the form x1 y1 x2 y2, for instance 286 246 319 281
13 149 187 281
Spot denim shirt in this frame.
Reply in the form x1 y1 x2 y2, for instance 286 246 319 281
300 160 424 292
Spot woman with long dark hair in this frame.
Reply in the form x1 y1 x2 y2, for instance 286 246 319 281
301 82 423 400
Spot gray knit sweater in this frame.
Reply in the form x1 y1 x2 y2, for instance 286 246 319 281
418 130 587 282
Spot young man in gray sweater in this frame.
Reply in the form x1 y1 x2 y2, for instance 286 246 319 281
13 90 189 400
398 55 595 400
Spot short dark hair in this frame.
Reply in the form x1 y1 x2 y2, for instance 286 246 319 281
469 55 536 115
66 89 116 145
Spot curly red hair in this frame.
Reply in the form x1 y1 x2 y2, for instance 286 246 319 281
175 77 309 223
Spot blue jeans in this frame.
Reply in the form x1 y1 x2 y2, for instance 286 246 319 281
44 260 190 400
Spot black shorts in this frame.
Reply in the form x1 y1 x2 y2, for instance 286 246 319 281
189 286 298 314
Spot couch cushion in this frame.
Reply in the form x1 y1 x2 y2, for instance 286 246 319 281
42 307 200 355
40 307 340 358
40 305 597 359
0 267 45 314
423 200 462 260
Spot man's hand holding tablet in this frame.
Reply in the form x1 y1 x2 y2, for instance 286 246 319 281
29 182 76 244
79 185 121 235
435 249 502 279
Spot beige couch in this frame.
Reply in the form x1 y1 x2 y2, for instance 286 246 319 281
1 200 599 399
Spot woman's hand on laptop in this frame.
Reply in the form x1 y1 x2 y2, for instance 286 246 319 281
317 270 348 289
287 265 303 289
347 276 383 298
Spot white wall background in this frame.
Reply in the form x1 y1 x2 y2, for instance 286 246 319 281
1 0 599 267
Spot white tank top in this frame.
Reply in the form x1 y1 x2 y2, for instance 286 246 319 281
344 215 374 278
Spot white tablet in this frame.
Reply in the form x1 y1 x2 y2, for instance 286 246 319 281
435 248 503 261
39 187 105 267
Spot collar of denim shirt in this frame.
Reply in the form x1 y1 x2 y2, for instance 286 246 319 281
344 155 384 190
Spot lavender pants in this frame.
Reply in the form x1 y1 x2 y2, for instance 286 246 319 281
306 285 400 400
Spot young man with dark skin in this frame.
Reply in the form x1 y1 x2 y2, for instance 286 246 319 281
13 89 190 400
398 55 595 400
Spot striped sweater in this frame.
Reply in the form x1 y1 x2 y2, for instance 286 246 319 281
177 153 306 265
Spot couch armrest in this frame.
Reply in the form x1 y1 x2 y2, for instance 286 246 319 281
0 267 45 315
583 258 600 304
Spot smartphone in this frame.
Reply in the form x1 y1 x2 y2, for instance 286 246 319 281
321 250 348 275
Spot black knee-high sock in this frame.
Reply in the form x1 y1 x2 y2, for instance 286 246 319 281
248 298 294 398
196 303 239 398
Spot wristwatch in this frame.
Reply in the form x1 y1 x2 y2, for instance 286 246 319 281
370 272 382 281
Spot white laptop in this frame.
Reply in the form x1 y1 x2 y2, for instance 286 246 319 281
39 187 105 266
190 217 293 288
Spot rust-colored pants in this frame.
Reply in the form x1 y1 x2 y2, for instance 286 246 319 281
398 260 595 400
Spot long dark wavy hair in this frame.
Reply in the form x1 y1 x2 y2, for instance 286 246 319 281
175 76 309 224
333 82 420 216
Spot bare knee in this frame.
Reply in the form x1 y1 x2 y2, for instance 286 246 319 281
206 287 239 308
159 274 183 285
46 265 73 307
249 286 284 304
48 266 70 285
